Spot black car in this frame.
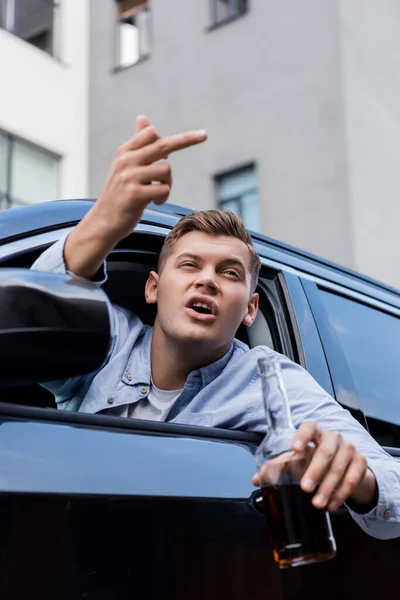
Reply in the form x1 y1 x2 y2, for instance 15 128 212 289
0 199 399 600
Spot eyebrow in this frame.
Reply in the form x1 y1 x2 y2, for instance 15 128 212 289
175 252 202 263
175 253 247 272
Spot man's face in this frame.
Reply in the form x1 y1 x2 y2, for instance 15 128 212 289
145 231 259 355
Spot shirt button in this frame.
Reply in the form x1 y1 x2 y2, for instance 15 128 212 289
107 396 115 404
140 386 148 394
384 509 392 519
127 374 132 381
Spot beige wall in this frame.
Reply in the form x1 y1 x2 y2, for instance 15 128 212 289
89 0 400 289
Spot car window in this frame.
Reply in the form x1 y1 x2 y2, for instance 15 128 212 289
0 234 294 417
318 289 400 448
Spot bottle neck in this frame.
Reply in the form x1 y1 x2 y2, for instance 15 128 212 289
259 356 295 433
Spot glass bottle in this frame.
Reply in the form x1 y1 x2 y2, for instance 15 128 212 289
256 355 336 568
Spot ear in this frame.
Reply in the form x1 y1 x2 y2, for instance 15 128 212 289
145 271 159 305
242 292 259 327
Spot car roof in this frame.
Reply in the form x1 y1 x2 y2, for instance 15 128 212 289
1 199 399 305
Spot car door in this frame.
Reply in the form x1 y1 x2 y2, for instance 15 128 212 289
0 216 285 600
0 212 397 600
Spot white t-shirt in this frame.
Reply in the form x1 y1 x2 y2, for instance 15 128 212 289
109 379 183 422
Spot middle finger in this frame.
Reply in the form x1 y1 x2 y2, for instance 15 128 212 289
137 130 207 165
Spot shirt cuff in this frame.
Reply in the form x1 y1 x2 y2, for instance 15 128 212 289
31 234 108 286
346 460 400 523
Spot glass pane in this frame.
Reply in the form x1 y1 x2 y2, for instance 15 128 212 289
216 165 260 231
11 138 58 206
241 191 260 232
220 197 240 215
212 0 247 24
217 166 257 201
319 290 400 447
0 131 8 196
14 0 53 48
118 18 140 67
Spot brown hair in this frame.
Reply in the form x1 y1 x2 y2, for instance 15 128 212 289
157 209 261 292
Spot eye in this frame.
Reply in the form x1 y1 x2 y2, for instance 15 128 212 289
180 261 196 268
224 269 240 279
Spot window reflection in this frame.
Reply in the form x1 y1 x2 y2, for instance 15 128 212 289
319 289 400 447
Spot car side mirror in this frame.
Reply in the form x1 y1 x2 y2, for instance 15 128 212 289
0 269 112 386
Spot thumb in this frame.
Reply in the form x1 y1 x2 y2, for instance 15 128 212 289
252 473 260 487
136 114 151 134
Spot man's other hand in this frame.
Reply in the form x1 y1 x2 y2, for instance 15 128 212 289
252 421 378 512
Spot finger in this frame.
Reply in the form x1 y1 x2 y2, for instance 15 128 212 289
327 454 368 511
135 182 171 205
310 441 355 509
292 421 320 452
136 114 151 134
252 473 260 487
300 431 341 494
118 126 160 155
135 163 172 187
138 129 207 165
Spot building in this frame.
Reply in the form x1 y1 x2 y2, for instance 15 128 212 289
89 0 400 289
0 0 90 209
2 1 400 290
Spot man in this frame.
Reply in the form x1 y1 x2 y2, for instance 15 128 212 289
32 116 400 540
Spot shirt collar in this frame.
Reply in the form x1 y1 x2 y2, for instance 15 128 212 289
196 343 234 387
124 325 234 389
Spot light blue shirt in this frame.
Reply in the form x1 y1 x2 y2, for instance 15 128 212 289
31 237 400 539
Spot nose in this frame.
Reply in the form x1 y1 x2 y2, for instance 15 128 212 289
194 270 220 294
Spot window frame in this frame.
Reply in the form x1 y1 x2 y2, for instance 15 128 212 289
0 224 299 431
214 162 260 232
208 0 249 30
113 0 151 71
0 130 60 210
0 0 59 56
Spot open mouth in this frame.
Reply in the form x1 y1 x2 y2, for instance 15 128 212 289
191 302 212 315
185 297 217 321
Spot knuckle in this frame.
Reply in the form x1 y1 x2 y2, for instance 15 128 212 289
319 445 335 461
345 473 360 489
157 139 169 155
330 431 342 443
116 144 126 157
126 181 140 196
344 442 355 455
161 162 171 176
330 463 345 478
147 126 159 141
116 152 130 170
356 453 368 470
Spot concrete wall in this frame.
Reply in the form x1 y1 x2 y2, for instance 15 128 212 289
339 0 400 287
0 0 90 199
89 0 354 268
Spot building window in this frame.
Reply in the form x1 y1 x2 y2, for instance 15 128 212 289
215 164 260 232
115 0 151 69
0 0 59 56
0 131 59 210
210 0 248 28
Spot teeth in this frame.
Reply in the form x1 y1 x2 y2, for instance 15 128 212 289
193 302 210 309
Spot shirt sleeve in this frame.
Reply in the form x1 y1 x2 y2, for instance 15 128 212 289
260 348 400 539
31 233 107 285
30 235 114 403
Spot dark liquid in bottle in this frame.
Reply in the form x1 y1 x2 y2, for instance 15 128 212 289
262 482 336 568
